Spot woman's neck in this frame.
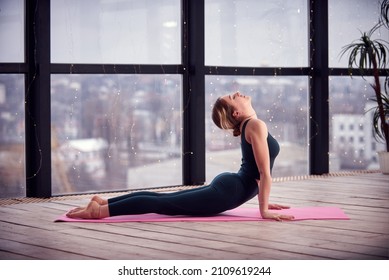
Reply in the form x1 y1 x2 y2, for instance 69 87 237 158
239 113 257 130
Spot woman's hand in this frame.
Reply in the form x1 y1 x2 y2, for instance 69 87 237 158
261 211 295 221
262 204 294 221
268 203 290 210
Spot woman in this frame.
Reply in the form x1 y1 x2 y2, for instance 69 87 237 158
67 92 294 221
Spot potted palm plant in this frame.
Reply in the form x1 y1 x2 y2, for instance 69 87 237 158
340 0 389 174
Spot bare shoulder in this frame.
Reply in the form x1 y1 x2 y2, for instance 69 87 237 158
245 119 268 142
246 118 267 133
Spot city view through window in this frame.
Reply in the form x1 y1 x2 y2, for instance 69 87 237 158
50 74 182 194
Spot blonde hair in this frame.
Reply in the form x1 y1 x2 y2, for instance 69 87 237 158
212 97 241 137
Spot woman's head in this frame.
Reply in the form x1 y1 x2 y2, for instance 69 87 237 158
212 92 255 137
212 97 240 136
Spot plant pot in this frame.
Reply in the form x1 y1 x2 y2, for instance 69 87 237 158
378 151 389 174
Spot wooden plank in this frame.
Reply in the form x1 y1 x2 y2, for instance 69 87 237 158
124 221 388 258
0 238 94 260
57 224 258 259
112 220 386 259
0 250 35 260
0 222 196 260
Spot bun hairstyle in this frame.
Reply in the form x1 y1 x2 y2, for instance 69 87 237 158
212 97 242 137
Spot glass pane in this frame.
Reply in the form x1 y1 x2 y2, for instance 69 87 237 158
0 0 24 62
51 74 182 195
205 76 309 182
205 0 308 67
329 76 386 171
51 0 181 64
329 0 388 68
0 75 25 198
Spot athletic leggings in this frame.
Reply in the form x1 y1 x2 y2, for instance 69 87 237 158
108 172 258 216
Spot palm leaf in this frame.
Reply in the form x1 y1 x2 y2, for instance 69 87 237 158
381 0 389 28
372 93 389 142
370 77 389 142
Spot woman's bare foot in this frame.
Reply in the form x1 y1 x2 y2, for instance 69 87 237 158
91 195 108 205
66 201 101 219
66 196 107 218
66 206 85 216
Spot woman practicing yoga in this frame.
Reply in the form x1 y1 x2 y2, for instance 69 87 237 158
67 92 294 221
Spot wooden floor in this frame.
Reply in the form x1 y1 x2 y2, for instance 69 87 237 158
0 172 388 260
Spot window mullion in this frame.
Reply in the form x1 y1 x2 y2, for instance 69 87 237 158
182 0 206 185
25 0 52 197
309 0 329 174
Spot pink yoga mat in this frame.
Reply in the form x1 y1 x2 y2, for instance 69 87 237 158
55 207 349 223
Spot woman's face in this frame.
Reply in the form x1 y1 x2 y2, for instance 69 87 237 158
221 92 252 115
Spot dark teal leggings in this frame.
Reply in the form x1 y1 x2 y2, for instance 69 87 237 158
108 172 258 216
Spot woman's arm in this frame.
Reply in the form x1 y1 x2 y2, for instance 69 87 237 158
246 119 294 221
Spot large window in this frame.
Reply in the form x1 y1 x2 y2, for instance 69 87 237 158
329 0 388 68
329 77 386 171
0 0 387 198
0 75 25 197
51 74 182 194
0 0 25 198
205 0 308 67
328 0 388 172
51 0 181 64
0 0 24 63
49 0 182 194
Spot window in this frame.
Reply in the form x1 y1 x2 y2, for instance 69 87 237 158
329 0 388 68
0 75 25 197
0 0 25 198
51 74 182 194
328 0 388 172
0 0 24 63
51 0 181 64
205 0 308 67
329 77 385 171
49 0 182 194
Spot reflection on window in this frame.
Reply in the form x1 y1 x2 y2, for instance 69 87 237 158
0 0 24 63
51 74 182 195
205 76 309 182
329 0 388 68
205 0 308 67
51 0 181 64
329 77 386 171
0 75 25 198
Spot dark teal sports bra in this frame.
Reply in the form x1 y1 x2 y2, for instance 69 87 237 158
238 119 280 180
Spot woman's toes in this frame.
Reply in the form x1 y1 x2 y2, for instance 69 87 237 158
66 207 84 216
65 201 102 219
